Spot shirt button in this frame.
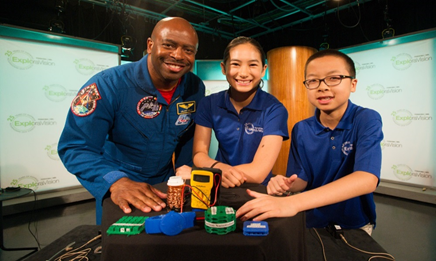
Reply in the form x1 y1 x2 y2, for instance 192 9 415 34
237 128 240 131
332 146 336 150
331 137 334 140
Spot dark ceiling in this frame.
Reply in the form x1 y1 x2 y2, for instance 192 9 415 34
75 0 372 40
1 0 435 61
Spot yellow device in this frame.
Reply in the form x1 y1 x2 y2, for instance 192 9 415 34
190 169 214 209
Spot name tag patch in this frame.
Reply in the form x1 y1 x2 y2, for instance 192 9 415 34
177 101 196 115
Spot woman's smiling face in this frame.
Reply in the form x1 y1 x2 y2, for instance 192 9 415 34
221 42 267 94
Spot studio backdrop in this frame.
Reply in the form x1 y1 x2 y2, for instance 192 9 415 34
0 25 120 193
341 28 436 190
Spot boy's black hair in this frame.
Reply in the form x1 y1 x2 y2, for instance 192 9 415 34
305 49 356 78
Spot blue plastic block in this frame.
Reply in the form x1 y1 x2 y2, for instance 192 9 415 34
243 221 269 236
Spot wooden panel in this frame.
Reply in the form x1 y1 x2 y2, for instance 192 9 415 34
268 46 317 175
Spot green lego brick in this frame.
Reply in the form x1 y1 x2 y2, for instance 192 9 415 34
106 216 149 236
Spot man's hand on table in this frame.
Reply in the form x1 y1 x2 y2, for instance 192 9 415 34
110 177 167 214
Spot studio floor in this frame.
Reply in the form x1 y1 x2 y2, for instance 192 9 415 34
1 193 435 261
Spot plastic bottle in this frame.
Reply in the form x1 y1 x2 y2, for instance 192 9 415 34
167 176 184 212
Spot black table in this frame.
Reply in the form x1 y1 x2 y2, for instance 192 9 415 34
22 183 393 261
0 187 38 260
24 226 393 261
101 182 307 261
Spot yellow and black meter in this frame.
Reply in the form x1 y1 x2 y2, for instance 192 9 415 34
190 167 221 209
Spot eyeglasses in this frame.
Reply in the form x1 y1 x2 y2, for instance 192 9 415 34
303 75 354 90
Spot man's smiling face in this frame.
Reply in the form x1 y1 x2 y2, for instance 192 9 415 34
147 18 198 90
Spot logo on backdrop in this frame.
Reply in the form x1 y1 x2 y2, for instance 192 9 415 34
391 53 433 71
10 176 39 191
74 58 110 75
5 50 55 70
380 140 403 150
9 176 61 191
365 84 402 100
8 114 36 132
38 177 61 187
45 143 60 160
43 84 77 102
354 61 375 75
391 110 433 126
244 123 263 135
392 164 432 181
7 114 57 133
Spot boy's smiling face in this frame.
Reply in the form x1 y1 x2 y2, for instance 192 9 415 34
305 55 357 117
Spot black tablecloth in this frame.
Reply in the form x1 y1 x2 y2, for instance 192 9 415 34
24 182 392 261
101 182 307 261
25 226 392 261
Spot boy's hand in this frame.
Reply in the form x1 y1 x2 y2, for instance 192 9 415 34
236 189 299 221
267 174 298 195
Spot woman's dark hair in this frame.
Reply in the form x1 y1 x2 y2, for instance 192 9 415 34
222 36 266 67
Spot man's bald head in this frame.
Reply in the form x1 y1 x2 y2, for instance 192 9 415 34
146 17 199 90
151 17 198 50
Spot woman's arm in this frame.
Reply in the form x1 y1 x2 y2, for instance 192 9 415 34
193 124 246 187
234 134 284 183
193 126 284 186
192 124 214 168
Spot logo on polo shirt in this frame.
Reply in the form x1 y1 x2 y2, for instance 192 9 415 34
245 123 263 135
341 141 353 156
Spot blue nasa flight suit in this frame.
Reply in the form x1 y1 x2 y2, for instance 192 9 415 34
58 55 205 224
286 100 383 229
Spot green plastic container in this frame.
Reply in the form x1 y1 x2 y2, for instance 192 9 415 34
204 206 236 235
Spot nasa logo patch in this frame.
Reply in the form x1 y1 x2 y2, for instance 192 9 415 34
175 114 191 126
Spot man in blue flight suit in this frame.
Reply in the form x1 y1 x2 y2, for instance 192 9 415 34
58 17 205 224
